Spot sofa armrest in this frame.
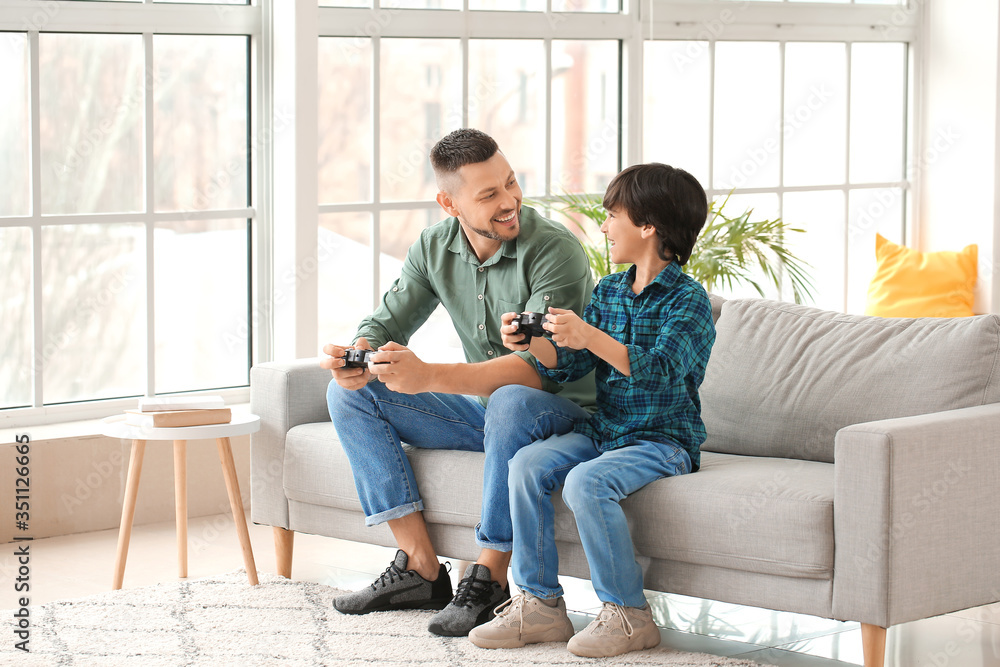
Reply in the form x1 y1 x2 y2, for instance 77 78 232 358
250 358 333 528
832 402 1000 627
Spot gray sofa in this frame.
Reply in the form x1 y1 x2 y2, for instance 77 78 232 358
250 296 1000 667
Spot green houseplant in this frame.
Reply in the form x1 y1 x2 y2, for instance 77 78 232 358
527 191 815 304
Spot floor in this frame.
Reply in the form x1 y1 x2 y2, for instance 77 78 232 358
5 514 1000 667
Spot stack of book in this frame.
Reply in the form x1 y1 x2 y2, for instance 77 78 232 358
124 395 231 428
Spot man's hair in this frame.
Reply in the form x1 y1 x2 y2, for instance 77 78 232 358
602 163 708 266
430 129 499 191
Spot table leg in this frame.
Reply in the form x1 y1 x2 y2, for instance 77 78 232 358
113 439 146 590
216 437 258 585
174 440 188 579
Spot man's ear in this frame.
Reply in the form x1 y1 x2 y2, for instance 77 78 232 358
436 191 459 217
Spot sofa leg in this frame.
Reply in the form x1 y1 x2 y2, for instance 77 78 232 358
274 527 294 579
861 623 886 667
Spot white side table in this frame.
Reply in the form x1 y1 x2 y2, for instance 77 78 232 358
101 413 260 589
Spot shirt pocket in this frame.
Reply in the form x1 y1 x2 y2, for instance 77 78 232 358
603 311 630 344
498 298 528 317
631 312 665 348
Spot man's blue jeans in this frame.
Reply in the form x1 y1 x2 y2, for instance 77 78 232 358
508 432 692 608
327 381 589 551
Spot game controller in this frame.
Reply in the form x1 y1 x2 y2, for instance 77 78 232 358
342 348 386 368
511 311 550 342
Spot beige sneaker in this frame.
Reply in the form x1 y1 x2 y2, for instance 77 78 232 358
567 602 661 658
468 593 576 649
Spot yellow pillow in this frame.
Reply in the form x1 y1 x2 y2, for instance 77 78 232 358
865 234 977 318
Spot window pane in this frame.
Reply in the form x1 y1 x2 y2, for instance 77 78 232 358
0 228 32 409
709 193 781 300
393 0 461 9
714 42 781 190
155 0 247 4
850 43 906 184
40 34 144 215
554 0 618 11
551 40 620 194
155 220 248 394
0 33 29 218
319 212 372 347
469 39 546 196
847 187 904 314
470 0 544 9
380 39 462 202
42 224 146 404
379 209 463 362
782 191 846 311
154 36 249 213
784 43 847 187
644 40 710 188
319 38 372 204
320 0 368 6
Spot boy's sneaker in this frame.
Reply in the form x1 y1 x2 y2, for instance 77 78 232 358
567 602 661 658
332 549 452 614
428 563 510 636
468 594 575 649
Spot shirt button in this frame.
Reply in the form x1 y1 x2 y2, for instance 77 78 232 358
487 350 494 356
543 295 550 301
392 287 398 292
478 267 484 273
478 294 483 300
478 324 485 330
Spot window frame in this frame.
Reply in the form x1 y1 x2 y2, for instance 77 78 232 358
0 2 263 427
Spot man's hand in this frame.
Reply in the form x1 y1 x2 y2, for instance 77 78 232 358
321 338 374 391
543 307 594 350
367 341 433 395
500 312 531 351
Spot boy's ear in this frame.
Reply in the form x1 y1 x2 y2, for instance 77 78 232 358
640 224 657 239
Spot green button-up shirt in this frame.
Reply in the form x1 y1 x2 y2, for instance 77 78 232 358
354 205 597 409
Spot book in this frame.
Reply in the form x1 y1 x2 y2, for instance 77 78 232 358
124 408 232 428
137 395 225 412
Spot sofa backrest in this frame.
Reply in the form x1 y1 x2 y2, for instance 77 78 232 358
700 298 1000 463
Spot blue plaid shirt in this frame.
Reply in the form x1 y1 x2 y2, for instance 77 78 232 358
538 262 715 470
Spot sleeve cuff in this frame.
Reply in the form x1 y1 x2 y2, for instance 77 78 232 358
513 350 564 394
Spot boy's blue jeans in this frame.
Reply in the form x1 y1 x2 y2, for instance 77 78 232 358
509 432 692 608
327 381 589 551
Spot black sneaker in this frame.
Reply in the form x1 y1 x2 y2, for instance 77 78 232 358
427 563 511 637
333 549 452 615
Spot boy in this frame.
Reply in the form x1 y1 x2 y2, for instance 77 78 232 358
469 163 716 658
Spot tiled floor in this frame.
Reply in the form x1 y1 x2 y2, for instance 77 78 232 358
5 514 1000 666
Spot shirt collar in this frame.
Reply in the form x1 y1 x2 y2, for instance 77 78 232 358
618 261 683 296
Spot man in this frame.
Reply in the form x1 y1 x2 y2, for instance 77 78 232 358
321 129 595 637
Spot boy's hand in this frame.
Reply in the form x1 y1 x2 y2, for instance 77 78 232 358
544 307 593 350
500 312 531 351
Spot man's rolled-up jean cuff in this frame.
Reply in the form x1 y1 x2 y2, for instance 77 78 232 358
365 500 424 526
475 538 513 552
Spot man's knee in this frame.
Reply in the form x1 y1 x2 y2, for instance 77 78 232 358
486 384 544 420
327 378 373 421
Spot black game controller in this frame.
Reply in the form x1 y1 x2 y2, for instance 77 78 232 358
342 348 385 368
511 311 550 342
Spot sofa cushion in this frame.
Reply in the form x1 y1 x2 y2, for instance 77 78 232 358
700 298 1000 463
282 424 834 581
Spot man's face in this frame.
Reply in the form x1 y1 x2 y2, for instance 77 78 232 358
442 152 523 243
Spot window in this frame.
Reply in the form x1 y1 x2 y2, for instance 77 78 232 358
317 9 627 359
645 29 910 312
0 6 258 420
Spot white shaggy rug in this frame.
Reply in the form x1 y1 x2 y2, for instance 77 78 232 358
2 571 769 666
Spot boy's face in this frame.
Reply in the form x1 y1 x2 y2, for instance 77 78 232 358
601 207 652 265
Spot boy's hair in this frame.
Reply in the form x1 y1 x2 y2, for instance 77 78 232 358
430 129 499 192
602 163 708 266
